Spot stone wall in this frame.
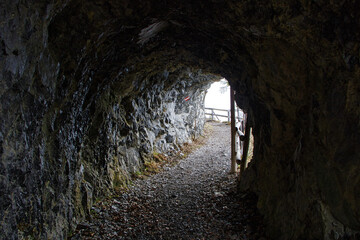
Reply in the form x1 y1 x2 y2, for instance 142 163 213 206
1 43 212 239
0 1 214 236
240 39 360 239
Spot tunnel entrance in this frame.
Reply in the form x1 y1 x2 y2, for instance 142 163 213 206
204 78 245 124
204 78 254 174
204 78 231 122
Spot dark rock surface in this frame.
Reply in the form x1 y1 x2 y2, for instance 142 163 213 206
1 0 360 239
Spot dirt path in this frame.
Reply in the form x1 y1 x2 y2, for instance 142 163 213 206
71 122 265 240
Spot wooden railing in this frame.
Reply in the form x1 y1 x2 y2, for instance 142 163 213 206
205 107 249 175
205 107 244 122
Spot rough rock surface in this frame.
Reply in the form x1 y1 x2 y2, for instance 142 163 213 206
1 0 360 239
70 122 265 240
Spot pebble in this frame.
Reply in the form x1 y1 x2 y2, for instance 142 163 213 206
214 192 224 197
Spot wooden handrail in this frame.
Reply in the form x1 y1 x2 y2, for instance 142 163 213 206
205 107 229 112
205 107 243 122
205 113 229 118
205 106 248 175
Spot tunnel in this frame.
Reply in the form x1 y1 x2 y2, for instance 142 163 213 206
1 0 360 239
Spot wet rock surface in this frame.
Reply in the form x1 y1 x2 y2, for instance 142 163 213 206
70 122 265 240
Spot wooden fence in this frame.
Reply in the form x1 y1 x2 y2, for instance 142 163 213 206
205 107 244 122
205 107 249 175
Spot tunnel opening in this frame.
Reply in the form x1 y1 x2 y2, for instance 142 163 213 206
204 78 255 174
204 78 231 122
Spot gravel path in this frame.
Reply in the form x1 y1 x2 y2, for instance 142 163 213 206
71 122 265 240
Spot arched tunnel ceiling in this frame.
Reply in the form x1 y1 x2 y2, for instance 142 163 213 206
47 0 258 108
46 0 360 111
1 0 360 239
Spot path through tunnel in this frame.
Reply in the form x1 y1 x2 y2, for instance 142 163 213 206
1 0 360 239
70 121 264 239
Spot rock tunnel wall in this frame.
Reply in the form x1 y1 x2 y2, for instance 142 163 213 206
0 2 214 238
1 33 212 240
1 32 213 239
1 0 360 239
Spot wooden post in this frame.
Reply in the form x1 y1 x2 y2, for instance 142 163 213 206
230 86 236 173
240 112 250 176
